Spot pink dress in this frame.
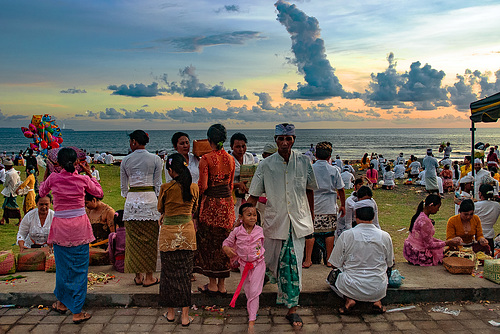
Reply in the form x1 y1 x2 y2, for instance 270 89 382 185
366 168 378 184
223 224 265 322
403 212 446 266
39 170 103 247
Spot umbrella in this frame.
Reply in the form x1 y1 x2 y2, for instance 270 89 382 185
470 91 500 123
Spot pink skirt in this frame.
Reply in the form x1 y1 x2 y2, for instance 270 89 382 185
48 214 95 247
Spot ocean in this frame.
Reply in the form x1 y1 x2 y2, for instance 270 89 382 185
1 127 499 161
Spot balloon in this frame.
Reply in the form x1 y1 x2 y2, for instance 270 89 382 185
47 127 54 134
46 132 52 142
51 141 60 149
30 143 38 151
40 140 48 149
21 127 29 133
23 131 34 138
57 137 63 144
28 124 36 132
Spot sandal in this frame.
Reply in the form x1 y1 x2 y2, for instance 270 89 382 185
51 302 67 315
285 313 303 328
198 283 218 296
73 312 92 324
372 304 386 314
134 276 143 285
182 316 193 327
143 278 159 287
162 312 175 322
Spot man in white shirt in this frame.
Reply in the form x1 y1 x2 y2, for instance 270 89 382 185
91 165 100 182
443 142 452 159
341 166 355 189
468 159 491 199
85 153 92 164
334 155 343 170
393 161 405 179
104 152 114 165
408 157 421 178
248 123 317 329
328 203 394 314
395 152 405 166
370 157 379 172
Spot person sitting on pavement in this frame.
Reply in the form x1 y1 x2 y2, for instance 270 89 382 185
328 204 394 314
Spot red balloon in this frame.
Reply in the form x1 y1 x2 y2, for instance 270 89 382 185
23 131 34 138
51 141 60 149
40 140 48 149
30 143 38 150
57 137 63 144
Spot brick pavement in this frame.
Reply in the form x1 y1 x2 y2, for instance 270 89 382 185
1 302 500 333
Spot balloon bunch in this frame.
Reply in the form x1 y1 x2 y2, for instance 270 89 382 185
21 114 63 157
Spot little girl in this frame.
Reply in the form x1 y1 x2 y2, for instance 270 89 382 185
108 210 126 273
223 203 265 333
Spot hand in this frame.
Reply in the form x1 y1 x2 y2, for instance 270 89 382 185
448 237 463 247
479 237 488 246
223 246 237 258
338 205 346 218
79 161 92 176
19 245 28 253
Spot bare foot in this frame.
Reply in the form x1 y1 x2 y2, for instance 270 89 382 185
302 261 312 268
72 311 92 324
248 320 255 334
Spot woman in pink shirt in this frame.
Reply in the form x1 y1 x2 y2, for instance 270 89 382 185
39 147 103 324
366 163 379 187
223 203 265 333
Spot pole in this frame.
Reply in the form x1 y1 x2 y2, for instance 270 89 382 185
471 120 475 179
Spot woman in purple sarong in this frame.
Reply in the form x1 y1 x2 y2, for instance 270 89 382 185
403 194 461 266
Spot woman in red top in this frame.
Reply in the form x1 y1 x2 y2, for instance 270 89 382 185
194 124 235 296
366 163 379 187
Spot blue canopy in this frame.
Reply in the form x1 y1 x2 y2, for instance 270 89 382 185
470 91 500 123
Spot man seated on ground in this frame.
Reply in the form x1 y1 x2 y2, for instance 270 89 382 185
328 204 394 314
394 161 406 179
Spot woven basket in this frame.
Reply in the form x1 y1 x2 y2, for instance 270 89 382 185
443 256 474 274
45 253 56 272
0 250 16 275
192 139 212 157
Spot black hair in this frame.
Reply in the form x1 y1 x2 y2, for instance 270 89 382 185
85 191 103 201
385 165 391 172
368 162 375 171
128 130 149 146
57 147 77 173
479 184 494 200
207 124 227 150
171 132 190 148
459 198 475 213
315 148 331 160
114 209 124 228
444 164 450 170
166 153 193 202
465 155 471 162
356 185 372 199
26 165 35 175
35 193 52 204
453 162 460 180
409 194 441 232
230 133 248 148
361 153 368 164
356 206 375 221
239 202 255 216
354 178 364 186
91 165 96 169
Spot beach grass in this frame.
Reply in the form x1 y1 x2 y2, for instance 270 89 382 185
0 164 464 262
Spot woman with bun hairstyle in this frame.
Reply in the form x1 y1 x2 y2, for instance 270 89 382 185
39 147 103 324
120 130 163 287
158 153 199 326
194 124 235 296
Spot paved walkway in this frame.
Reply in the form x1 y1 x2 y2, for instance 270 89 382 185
1 302 500 333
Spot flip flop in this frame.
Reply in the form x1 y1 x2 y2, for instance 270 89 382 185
285 313 303 328
182 316 193 327
51 302 67 315
372 304 386 314
134 276 143 285
218 290 228 296
143 278 159 287
302 262 312 269
162 312 175 322
198 283 218 296
73 312 92 324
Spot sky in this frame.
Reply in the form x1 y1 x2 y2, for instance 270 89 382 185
1 0 500 131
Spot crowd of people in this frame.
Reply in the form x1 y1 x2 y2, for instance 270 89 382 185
3 128 500 330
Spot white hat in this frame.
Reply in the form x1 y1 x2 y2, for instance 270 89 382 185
459 175 474 184
474 158 482 164
262 142 278 155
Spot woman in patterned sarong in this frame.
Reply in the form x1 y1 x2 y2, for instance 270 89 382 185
120 130 163 287
194 124 235 295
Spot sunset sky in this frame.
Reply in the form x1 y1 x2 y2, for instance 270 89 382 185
1 0 499 130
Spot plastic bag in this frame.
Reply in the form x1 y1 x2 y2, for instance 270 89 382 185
388 269 404 288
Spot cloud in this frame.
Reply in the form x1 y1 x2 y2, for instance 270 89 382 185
156 31 262 52
254 92 274 110
275 0 354 100
93 108 168 120
99 108 124 119
364 53 404 108
215 5 240 13
60 88 87 94
107 82 166 97
447 71 477 112
0 109 28 121
473 69 500 98
162 65 247 100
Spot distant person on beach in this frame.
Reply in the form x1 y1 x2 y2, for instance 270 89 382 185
303 142 345 269
334 155 343 170
164 132 200 184
230 132 256 218
120 130 163 287
90 165 100 182
395 152 405 166
382 165 395 190
328 204 394 315
85 153 92 164
366 163 378 187
158 153 199 327
423 149 439 194
39 147 102 324
343 160 355 175
0 159 21 225
247 123 317 329
403 194 461 266
447 199 490 255
194 124 235 297
443 142 452 159
16 194 54 251
408 156 421 179
394 161 405 179
108 210 126 273
341 166 355 189
104 152 114 165
378 154 386 172
360 153 369 170
370 155 379 172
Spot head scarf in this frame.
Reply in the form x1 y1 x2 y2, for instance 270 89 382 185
459 175 474 184
275 123 295 136
262 142 278 155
